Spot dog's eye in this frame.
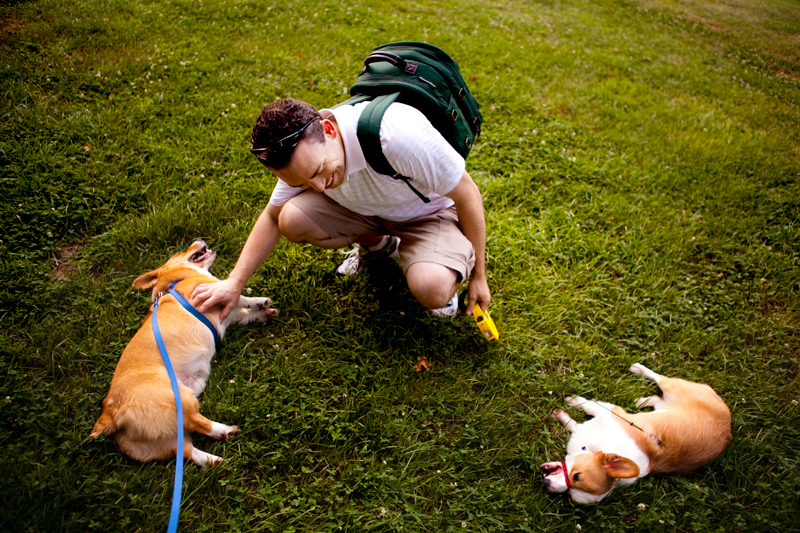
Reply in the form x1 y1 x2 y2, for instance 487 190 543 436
573 473 581 482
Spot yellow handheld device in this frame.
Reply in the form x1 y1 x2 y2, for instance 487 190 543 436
472 304 499 342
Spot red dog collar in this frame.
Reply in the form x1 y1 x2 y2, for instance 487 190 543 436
561 461 570 489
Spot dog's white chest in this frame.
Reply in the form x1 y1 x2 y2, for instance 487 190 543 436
567 415 651 478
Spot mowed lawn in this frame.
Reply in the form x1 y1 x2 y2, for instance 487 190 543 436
1 0 799 531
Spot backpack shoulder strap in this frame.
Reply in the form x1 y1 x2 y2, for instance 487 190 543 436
356 93 399 176
356 93 431 203
331 94 371 110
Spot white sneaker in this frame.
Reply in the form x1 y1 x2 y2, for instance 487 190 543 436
335 236 400 276
429 293 459 318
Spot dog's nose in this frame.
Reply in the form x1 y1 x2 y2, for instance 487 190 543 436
542 478 552 489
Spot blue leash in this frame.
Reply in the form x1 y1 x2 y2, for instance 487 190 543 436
167 283 221 346
151 281 220 533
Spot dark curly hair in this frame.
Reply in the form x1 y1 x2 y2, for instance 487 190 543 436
251 98 324 170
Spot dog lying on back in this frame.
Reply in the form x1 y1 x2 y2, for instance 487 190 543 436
91 240 278 467
541 363 732 503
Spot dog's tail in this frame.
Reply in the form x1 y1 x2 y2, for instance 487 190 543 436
90 408 115 438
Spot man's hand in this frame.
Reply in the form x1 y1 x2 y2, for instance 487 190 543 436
190 204 282 322
465 273 491 316
191 278 244 322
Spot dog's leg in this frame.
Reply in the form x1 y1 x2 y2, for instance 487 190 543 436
635 395 667 410
222 296 279 327
181 409 236 467
173 394 235 467
566 396 612 417
188 444 224 468
551 409 579 432
182 398 239 440
629 363 662 384
630 364 679 408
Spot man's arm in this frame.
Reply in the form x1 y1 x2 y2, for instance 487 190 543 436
444 170 491 315
192 203 283 320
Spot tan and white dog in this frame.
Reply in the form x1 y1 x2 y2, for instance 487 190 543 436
541 363 732 503
91 240 278 467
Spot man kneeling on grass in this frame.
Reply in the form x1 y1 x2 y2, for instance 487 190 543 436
192 98 490 319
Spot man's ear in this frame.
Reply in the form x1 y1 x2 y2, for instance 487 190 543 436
602 454 640 479
322 118 337 138
132 270 159 289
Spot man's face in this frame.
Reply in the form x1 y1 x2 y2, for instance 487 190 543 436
272 119 346 192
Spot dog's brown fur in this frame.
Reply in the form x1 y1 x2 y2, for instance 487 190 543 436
615 375 732 476
91 241 277 467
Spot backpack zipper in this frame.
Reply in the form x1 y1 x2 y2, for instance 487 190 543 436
418 76 437 89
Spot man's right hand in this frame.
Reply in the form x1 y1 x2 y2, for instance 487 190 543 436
191 278 245 322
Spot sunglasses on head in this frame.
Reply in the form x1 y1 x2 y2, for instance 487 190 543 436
250 116 321 165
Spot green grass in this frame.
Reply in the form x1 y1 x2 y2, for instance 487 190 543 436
1 0 799 531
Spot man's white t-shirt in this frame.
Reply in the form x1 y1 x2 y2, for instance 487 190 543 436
267 101 466 222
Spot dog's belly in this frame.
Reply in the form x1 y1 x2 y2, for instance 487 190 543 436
180 355 213 397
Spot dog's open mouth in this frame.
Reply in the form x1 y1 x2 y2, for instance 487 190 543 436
541 463 563 477
189 245 211 263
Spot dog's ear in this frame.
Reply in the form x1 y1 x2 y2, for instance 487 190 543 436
133 270 159 289
602 454 640 479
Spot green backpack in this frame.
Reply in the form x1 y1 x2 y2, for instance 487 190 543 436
336 42 482 203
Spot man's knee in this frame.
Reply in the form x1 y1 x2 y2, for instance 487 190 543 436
406 263 458 309
278 203 317 243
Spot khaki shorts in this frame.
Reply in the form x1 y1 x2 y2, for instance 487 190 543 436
287 190 475 282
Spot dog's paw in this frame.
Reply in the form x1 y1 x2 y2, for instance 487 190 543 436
629 363 660 383
566 396 586 408
550 409 572 425
209 422 239 440
252 299 279 322
629 363 646 375
251 296 272 308
205 455 225 467
635 396 653 409
190 448 224 468
635 395 665 410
